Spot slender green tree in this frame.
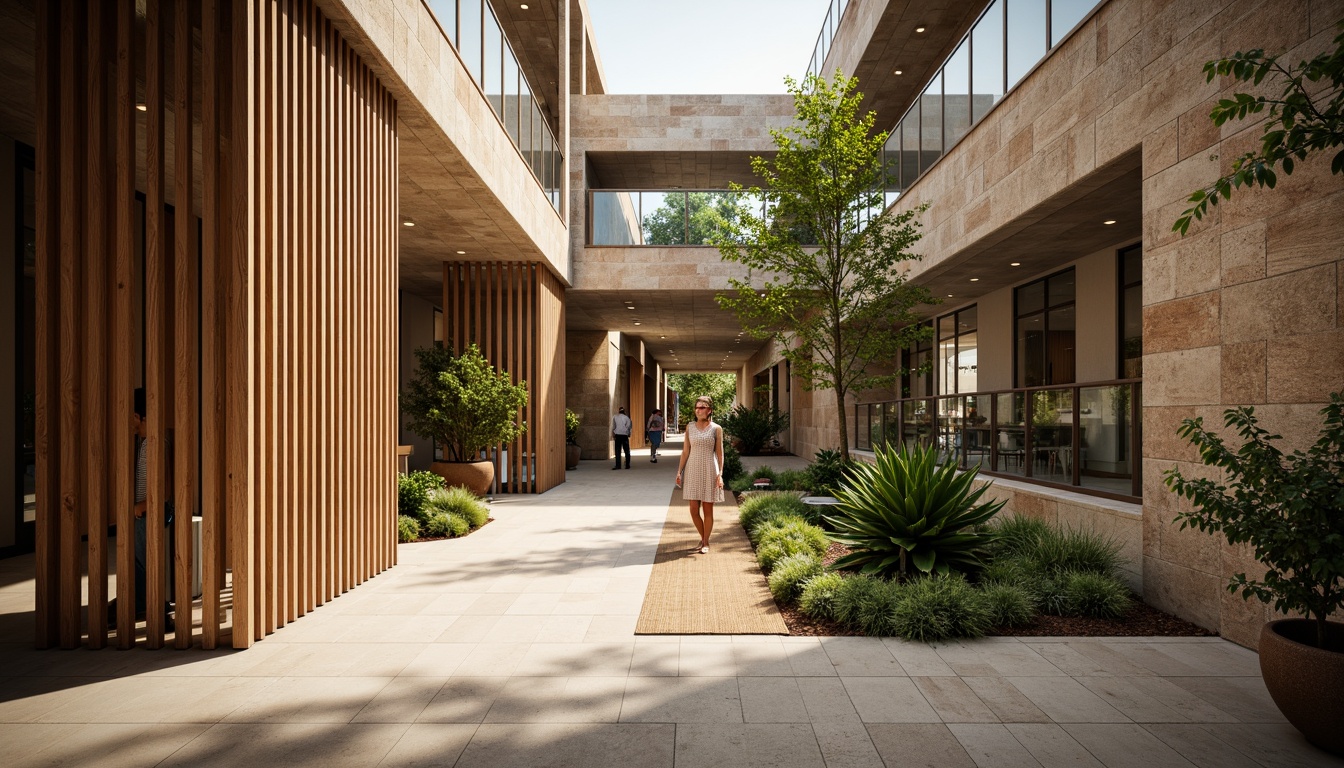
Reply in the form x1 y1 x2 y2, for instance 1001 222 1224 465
666 372 736 426
1174 27 1344 235
713 71 934 462
643 191 757 245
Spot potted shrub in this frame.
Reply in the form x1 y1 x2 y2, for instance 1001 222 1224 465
1164 393 1344 755
401 343 529 495
565 408 582 470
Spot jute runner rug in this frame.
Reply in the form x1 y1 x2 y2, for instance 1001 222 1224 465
635 490 787 634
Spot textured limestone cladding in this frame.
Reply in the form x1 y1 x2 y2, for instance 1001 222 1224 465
572 94 797 151
881 0 1344 647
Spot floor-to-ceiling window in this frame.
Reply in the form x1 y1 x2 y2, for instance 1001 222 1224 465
1015 268 1076 387
1119 244 1142 378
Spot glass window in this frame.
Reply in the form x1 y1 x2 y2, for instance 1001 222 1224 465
1051 0 1093 47
1016 269 1075 387
920 70 943 171
971 0 1004 121
641 192 685 245
943 40 970 150
1047 269 1075 305
884 131 901 194
1079 384 1135 495
1046 305 1076 384
531 103 545 179
459 0 481 87
1120 244 1142 377
995 392 1027 477
518 78 533 164
503 48 519 144
1017 279 1044 314
541 122 553 201
1007 0 1047 87
900 107 921 188
483 5 503 118
937 306 979 395
590 192 641 245
428 0 458 47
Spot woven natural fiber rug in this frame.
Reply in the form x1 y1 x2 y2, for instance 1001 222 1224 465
635 491 787 634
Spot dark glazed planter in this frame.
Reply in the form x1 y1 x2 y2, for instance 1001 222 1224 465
565 443 582 470
431 460 495 496
1258 618 1344 755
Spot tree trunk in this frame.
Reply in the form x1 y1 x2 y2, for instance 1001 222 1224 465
836 384 850 463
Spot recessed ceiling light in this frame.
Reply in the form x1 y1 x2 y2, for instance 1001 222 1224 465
456 250 466 255
634 322 641 326
520 2 528 7
969 277 979 282
660 335 666 339
1010 261 1021 267
894 69 903 75
135 103 147 112
946 294 954 298
1103 219 1117 225
402 220 415 227
626 306 635 310
914 26 926 33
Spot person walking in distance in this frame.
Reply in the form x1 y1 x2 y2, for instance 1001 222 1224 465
611 406 633 469
675 395 724 554
645 408 665 463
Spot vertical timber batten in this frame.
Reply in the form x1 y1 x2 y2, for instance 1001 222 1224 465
32 0 399 651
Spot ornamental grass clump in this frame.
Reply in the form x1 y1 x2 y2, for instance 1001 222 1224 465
829 443 1005 578
1058 570 1131 619
890 574 993 642
397 470 445 522
426 486 491 530
799 572 846 620
757 535 816 573
832 574 901 633
755 518 829 558
426 512 470 538
738 492 808 531
397 515 421 543
980 582 1037 627
768 554 824 603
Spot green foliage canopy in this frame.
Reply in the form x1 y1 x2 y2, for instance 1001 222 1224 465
718 403 790 455
401 344 528 462
1175 27 1344 234
643 191 759 245
712 72 935 461
666 372 736 426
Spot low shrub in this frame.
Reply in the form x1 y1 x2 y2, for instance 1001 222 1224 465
773 469 810 492
799 572 846 620
722 442 745 483
987 515 1051 559
1030 526 1123 577
426 486 490 530
890 574 993 642
803 448 857 497
729 476 755 494
757 536 815 573
425 512 470 538
397 515 421 543
832 574 897 631
981 582 1037 627
738 492 810 532
756 518 829 559
1059 570 1131 619
397 470 445 521
768 553 824 603
750 465 779 483
850 578 907 636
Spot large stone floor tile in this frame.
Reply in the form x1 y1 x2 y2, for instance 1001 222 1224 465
821 637 906 676
732 639 795 676
1143 724 1265 768
222 676 393 723
882 638 957 676
915 676 1001 723
810 720 885 768
962 677 1051 723
619 676 742 723
948 723 1044 767
158 722 408 767
629 641 680 677
1020 641 1147 677
936 640 1067 678
399 643 477 677
1076 676 1197 723
738 676 810 723
1061 724 1196 768
1006 677 1130 724
512 642 635 677
375 723 478 767
1196 723 1344 768
678 640 739 676
238 641 422 678
867 723 977 767
454 642 531 676
1162 676 1287 723
796 676 863 724
2 722 208 768
0 677 119 723
416 677 508 723
482 676 626 723
454 723 674 768
352 677 447 723
1004 723 1105 768
673 723 826 767
842 676 941 723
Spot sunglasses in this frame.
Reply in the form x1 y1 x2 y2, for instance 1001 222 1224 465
694 405 710 410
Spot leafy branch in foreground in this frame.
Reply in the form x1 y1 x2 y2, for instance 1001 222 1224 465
1174 26 1344 235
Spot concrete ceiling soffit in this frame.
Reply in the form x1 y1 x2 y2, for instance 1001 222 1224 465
491 0 564 120
584 151 775 189
568 289 762 371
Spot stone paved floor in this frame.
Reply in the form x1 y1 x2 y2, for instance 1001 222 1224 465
0 440 1340 767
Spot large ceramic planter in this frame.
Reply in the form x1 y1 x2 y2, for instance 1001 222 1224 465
431 460 495 496
1258 618 1344 755
565 443 582 470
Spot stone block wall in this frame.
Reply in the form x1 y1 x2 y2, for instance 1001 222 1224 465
883 0 1344 647
565 330 612 460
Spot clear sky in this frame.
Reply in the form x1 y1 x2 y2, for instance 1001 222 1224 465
583 0 827 94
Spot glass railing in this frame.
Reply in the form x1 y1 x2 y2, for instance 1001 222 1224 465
588 190 819 246
880 0 1100 203
424 0 563 212
855 379 1141 499
806 0 852 80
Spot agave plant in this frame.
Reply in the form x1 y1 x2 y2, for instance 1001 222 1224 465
827 443 1006 578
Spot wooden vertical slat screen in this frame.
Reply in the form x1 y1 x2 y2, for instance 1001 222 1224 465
440 262 566 494
34 0 398 651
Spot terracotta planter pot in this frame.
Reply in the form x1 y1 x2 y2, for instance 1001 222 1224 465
1258 618 1344 755
565 443 582 470
430 460 495 496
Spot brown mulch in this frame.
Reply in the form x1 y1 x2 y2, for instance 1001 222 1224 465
774 538 1215 638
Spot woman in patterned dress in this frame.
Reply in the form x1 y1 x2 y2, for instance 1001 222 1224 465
675 395 725 554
